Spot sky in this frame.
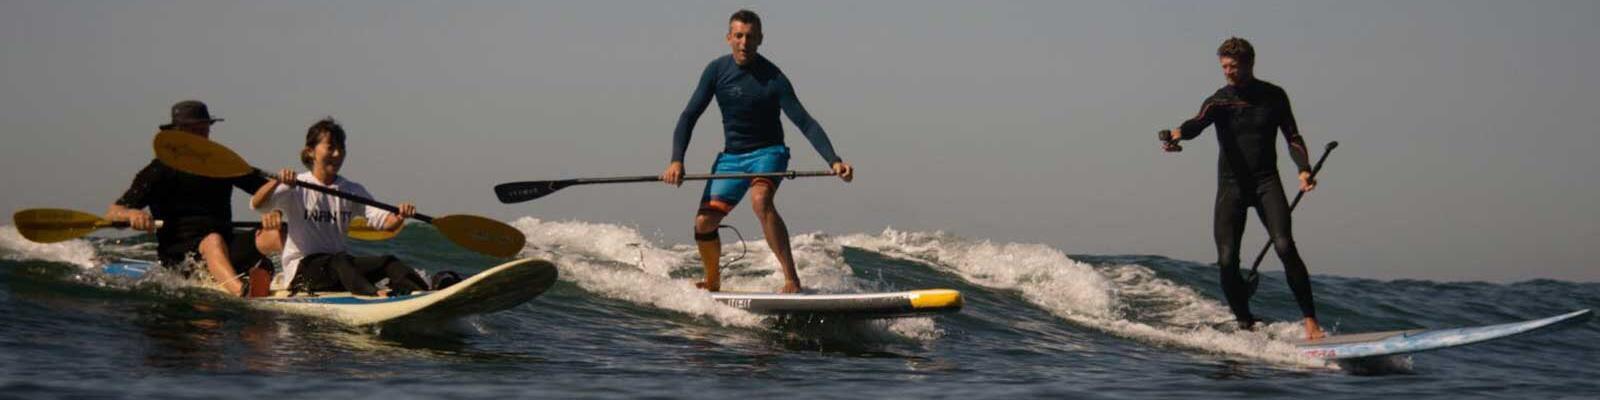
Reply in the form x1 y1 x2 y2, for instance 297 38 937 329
2 0 1596 282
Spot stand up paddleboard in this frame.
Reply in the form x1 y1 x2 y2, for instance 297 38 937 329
102 257 559 325
711 289 963 318
1292 309 1591 360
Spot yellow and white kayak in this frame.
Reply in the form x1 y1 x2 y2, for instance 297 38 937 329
103 257 559 326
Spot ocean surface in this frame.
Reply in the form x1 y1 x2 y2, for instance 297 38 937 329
1 219 1596 399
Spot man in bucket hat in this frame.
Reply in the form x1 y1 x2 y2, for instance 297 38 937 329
106 100 278 297
159 100 223 129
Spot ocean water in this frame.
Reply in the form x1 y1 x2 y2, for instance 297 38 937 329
1 219 1596 399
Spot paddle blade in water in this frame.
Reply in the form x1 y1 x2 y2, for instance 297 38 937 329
346 216 400 241
153 130 254 178
13 208 110 243
431 215 526 258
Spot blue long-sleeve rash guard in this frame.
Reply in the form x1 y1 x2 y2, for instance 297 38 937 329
671 54 842 165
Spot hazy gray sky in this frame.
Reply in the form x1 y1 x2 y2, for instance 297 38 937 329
3 1 1596 282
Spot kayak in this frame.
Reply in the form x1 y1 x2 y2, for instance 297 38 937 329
102 257 559 325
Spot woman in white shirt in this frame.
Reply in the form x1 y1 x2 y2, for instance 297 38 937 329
252 118 428 296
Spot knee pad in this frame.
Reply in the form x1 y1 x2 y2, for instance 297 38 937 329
1271 237 1298 253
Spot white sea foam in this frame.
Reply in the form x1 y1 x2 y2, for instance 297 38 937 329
509 217 941 339
0 225 233 298
5 219 1323 363
0 225 99 268
836 228 1326 367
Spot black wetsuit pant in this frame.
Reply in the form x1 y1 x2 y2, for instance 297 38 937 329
1215 174 1316 323
293 253 428 296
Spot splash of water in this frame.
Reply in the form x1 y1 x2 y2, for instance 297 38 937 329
837 228 1326 367
0 226 99 268
510 217 942 340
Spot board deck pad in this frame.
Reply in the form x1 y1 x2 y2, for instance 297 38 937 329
1292 309 1591 360
710 289 963 318
102 257 558 325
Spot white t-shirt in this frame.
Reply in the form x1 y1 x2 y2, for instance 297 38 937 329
255 172 392 290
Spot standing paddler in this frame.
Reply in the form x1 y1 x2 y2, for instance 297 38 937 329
660 9 855 293
1161 38 1325 340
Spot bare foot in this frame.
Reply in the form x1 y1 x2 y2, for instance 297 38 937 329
221 280 244 297
1304 317 1326 341
695 281 720 292
778 282 802 294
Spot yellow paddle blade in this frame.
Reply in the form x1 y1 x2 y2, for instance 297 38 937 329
153 130 254 178
346 216 400 241
12 208 112 243
431 214 526 258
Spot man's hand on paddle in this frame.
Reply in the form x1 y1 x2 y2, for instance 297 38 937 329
125 210 156 232
1298 170 1317 192
832 161 854 182
661 162 685 187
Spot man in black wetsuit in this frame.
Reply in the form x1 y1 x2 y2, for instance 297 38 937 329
1163 38 1325 340
106 100 276 297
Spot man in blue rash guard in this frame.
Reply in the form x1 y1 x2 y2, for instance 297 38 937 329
1163 37 1325 341
660 9 855 294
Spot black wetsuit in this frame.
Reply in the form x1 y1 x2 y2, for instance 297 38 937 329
1175 79 1316 323
115 159 270 272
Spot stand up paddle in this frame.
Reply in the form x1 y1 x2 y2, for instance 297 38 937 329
152 131 524 258
1245 141 1338 298
494 170 836 204
12 208 397 244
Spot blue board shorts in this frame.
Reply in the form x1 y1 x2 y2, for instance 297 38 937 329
699 144 789 215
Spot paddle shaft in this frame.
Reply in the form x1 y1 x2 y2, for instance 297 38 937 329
255 170 437 223
1247 141 1339 275
105 221 333 230
576 170 834 185
38 220 250 230
495 170 839 203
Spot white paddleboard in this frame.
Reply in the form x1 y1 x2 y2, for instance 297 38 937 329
1292 309 1591 360
710 289 963 318
102 257 559 325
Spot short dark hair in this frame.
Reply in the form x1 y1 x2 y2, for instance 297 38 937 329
301 117 346 168
729 9 761 32
1217 37 1255 66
